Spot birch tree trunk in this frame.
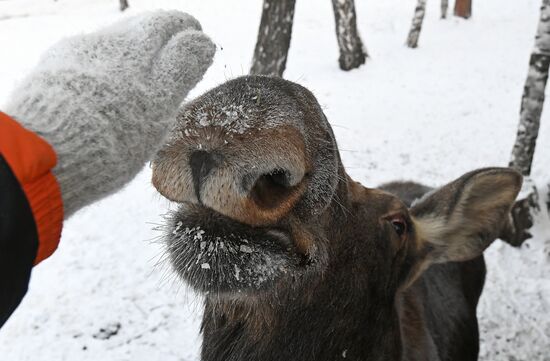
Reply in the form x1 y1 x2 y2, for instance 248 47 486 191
441 0 449 19
406 0 427 48
250 0 296 77
331 0 367 71
119 0 129 12
505 0 550 246
510 0 550 176
454 0 472 19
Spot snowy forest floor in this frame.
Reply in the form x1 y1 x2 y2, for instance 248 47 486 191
1 0 550 360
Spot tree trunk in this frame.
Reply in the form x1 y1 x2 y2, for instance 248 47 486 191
119 0 129 12
406 0 427 48
505 0 550 247
454 0 472 19
509 0 550 176
250 0 296 77
331 0 367 71
441 0 449 19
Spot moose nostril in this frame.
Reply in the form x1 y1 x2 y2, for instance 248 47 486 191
189 150 223 203
250 169 298 209
267 170 291 187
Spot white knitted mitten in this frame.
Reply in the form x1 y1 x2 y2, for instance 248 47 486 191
5 10 215 218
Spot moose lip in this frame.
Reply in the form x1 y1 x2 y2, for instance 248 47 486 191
165 204 306 294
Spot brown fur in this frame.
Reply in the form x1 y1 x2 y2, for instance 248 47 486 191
153 76 521 361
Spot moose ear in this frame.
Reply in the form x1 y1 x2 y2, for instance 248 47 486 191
410 168 522 264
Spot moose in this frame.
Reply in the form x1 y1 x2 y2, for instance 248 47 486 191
152 76 521 361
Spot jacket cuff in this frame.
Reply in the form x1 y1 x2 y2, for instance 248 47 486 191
0 112 64 264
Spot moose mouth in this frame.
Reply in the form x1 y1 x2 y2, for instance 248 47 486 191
165 203 311 294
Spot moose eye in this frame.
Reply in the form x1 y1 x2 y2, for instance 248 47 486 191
389 216 408 236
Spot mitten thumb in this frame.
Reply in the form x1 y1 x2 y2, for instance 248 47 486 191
151 30 216 110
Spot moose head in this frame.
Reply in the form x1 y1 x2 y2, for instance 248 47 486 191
152 76 521 361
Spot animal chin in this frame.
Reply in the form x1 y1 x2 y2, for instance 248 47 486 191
165 204 308 294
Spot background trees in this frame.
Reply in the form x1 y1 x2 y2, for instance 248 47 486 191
406 0 474 48
251 0 366 77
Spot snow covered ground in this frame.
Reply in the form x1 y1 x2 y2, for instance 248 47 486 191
1 0 549 359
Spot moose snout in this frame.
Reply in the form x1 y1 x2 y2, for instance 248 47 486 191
153 76 342 224
152 126 309 226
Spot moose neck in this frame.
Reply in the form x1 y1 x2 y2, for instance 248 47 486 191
200 175 404 361
200 262 402 361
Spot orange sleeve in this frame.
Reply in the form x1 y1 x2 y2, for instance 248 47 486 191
0 112 64 264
